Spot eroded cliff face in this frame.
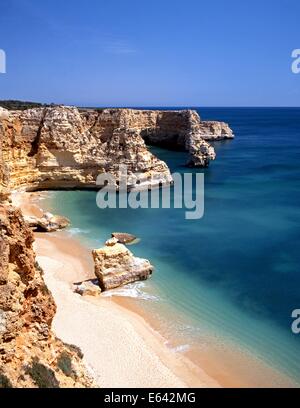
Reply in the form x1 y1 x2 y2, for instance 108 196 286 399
0 109 10 201
0 106 172 190
0 119 93 388
0 106 233 191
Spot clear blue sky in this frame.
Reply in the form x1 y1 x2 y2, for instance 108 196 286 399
0 0 299 106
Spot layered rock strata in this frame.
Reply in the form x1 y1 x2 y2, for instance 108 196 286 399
0 106 234 192
0 114 93 388
0 204 93 387
92 238 153 291
0 106 171 190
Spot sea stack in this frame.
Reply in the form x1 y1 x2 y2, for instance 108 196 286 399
92 238 153 291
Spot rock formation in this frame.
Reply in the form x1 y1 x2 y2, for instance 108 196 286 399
24 212 70 232
92 238 153 291
0 106 234 192
73 280 101 297
0 204 93 388
196 121 234 140
0 114 93 388
0 106 172 190
111 232 137 244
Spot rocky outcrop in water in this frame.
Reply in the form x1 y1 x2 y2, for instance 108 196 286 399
0 106 234 192
135 109 233 166
92 238 153 291
111 232 137 244
196 121 234 140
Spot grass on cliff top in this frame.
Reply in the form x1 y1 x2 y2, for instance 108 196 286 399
0 100 56 111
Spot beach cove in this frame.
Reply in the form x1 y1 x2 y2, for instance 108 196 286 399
4 107 300 388
14 190 219 388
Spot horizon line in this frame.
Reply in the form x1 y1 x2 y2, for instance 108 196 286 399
0 100 300 109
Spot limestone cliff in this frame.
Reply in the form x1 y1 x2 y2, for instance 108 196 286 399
0 106 172 190
0 106 233 191
0 205 93 388
0 117 93 388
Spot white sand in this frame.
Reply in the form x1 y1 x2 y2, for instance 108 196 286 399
35 236 219 388
15 191 219 387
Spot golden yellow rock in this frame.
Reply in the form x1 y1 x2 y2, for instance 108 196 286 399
0 106 234 192
92 239 153 291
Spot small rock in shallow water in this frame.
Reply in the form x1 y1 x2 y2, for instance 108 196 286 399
111 232 137 244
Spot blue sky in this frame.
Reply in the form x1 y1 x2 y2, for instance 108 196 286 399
0 0 299 106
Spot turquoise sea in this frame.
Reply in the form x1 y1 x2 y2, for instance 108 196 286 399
46 108 300 386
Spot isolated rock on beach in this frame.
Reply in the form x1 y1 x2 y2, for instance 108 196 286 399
92 238 153 291
73 280 101 297
24 212 70 232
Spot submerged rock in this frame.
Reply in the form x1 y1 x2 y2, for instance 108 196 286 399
92 238 153 291
24 212 70 232
111 232 137 244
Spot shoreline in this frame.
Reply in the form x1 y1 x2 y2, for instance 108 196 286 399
13 190 299 388
15 190 219 388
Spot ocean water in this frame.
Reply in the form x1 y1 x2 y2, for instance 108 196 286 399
46 108 300 385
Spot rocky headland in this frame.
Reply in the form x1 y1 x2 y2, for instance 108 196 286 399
0 106 233 191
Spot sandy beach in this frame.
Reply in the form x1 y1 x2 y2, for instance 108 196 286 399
14 191 219 388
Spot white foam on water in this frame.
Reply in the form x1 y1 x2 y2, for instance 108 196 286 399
170 344 191 353
67 227 91 236
101 281 159 301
